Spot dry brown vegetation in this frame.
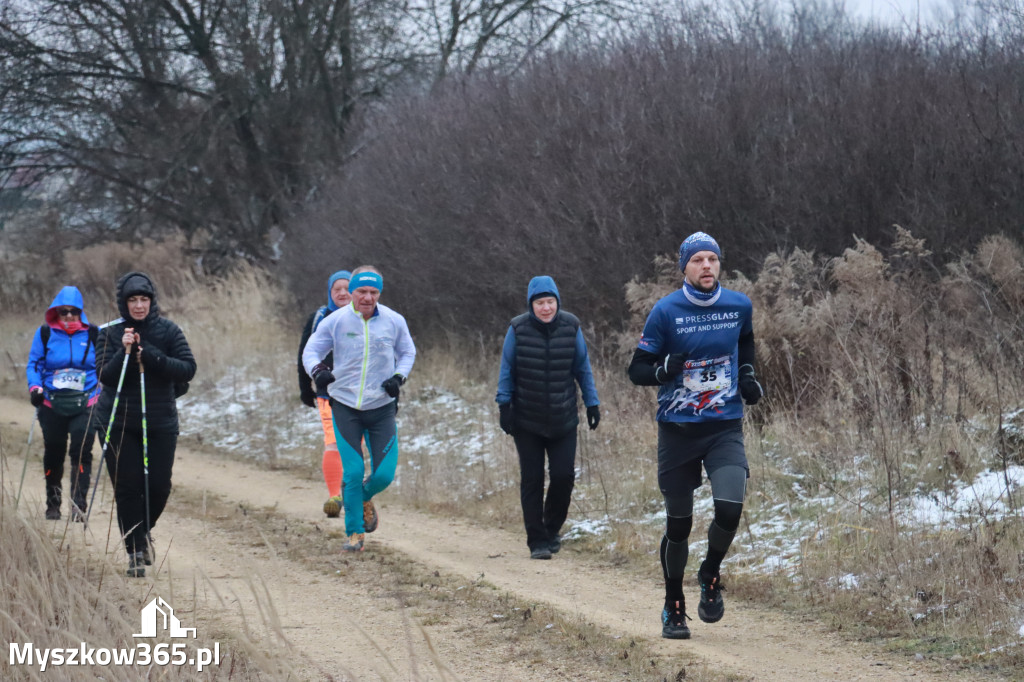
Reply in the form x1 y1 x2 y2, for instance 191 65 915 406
0 454 294 681
1 227 1022 677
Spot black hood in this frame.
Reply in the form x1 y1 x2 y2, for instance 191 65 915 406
115 271 160 323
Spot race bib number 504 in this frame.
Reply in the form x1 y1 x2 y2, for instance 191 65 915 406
52 368 86 391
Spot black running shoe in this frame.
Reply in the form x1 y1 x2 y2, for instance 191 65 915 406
697 571 725 623
126 552 146 578
530 545 552 560
661 600 691 639
549 535 562 554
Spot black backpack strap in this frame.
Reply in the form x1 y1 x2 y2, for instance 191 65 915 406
39 323 98 365
39 325 50 359
82 324 98 365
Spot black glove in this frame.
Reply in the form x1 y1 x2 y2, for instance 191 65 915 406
498 403 514 435
586 405 600 430
140 345 167 369
738 364 764 405
300 389 316 408
29 388 44 407
311 363 335 392
654 353 687 383
381 374 405 398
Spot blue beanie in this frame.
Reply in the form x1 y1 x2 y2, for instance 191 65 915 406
678 232 722 271
326 270 352 311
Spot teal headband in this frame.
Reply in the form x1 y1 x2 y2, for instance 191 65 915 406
348 271 383 293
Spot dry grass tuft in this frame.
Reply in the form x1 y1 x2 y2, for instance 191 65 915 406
0 447 293 680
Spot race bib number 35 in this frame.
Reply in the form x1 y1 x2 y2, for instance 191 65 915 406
681 356 733 392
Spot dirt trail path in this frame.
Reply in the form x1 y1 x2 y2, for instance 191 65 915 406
2 397 956 681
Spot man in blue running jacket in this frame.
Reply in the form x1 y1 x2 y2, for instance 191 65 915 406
628 232 764 640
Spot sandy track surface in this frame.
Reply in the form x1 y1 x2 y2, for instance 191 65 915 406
2 396 956 681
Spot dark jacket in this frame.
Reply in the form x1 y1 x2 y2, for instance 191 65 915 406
509 311 583 437
297 306 333 404
495 276 600 438
297 270 350 404
93 272 196 434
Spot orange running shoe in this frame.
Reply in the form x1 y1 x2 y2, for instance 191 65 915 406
342 533 365 552
363 500 378 533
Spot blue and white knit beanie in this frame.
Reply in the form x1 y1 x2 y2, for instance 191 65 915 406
678 232 722 271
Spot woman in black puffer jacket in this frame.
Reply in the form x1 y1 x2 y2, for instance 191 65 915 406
93 271 196 577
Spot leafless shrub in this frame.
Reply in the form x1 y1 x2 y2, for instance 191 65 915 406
286 5 1024 347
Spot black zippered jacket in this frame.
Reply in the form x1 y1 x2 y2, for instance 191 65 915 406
93 272 196 435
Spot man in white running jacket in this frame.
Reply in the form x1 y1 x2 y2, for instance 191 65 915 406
303 265 416 552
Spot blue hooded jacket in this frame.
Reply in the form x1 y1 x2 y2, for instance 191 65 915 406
326 270 353 313
26 286 100 403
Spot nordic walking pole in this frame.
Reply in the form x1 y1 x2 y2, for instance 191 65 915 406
14 408 39 511
85 351 131 526
138 348 152 554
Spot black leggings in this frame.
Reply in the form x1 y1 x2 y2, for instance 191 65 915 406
103 428 176 555
662 465 747 580
38 405 94 508
512 429 577 550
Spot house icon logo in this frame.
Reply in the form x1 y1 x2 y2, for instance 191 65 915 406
133 597 197 639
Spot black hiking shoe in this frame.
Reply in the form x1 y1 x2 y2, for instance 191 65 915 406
45 486 61 520
549 535 562 554
662 599 691 639
126 552 147 578
70 497 86 523
530 545 552 560
697 571 725 623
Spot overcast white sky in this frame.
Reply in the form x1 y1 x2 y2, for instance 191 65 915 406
842 0 955 24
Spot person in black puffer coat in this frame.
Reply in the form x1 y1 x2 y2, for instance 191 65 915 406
93 271 196 578
495 275 601 560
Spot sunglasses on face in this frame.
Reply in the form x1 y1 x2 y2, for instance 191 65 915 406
57 307 81 317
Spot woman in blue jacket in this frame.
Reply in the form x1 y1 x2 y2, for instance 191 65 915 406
26 286 100 521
